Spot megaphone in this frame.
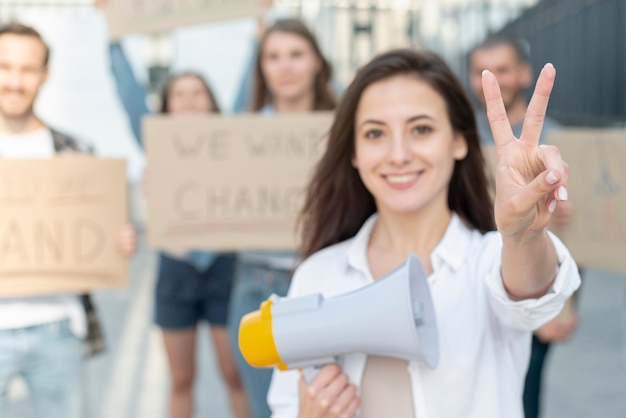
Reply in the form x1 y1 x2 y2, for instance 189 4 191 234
238 253 439 374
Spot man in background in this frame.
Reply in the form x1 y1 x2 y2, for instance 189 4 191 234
0 23 135 418
468 33 580 418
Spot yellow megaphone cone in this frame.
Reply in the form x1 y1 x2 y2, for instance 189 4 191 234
238 298 289 370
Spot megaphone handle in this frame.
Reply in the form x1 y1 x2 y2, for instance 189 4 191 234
301 366 321 384
302 366 361 418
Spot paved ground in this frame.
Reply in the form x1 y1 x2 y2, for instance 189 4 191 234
6 231 626 418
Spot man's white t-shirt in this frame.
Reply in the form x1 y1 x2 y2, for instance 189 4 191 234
0 127 86 338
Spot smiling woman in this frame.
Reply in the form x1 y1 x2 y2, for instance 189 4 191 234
352 74 468 227
268 48 581 418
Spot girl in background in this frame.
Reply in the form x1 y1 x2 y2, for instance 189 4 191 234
228 18 336 418
108 43 249 418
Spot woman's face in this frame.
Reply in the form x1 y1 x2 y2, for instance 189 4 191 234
167 75 214 114
261 31 321 104
352 75 467 217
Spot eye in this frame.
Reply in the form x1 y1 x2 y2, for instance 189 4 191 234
411 125 433 136
291 50 304 59
265 52 279 62
364 129 383 139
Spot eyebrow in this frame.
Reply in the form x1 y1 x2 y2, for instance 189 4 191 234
357 114 434 129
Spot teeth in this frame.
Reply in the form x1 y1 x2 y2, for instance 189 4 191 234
386 173 417 184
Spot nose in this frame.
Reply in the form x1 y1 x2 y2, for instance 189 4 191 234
388 132 411 165
5 70 23 90
277 55 294 73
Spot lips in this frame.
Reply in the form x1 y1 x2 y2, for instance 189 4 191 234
2 92 25 104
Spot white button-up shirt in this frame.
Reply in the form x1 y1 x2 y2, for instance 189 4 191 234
268 213 581 418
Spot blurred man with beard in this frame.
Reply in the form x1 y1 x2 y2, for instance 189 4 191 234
469 34 579 418
0 23 135 418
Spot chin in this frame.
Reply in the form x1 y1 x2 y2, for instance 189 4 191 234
0 108 29 118
380 202 425 216
278 89 307 102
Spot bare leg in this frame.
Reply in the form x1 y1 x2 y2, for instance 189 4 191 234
210 326 250 418
162 328 197 418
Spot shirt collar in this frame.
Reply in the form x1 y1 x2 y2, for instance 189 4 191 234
346 212 473 278
430 212 473 273
347 214 379 281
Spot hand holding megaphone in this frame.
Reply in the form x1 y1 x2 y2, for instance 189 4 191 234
297 363 360 418
238 252 439 381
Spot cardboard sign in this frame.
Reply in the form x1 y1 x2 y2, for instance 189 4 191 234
0 157 129 296
144 113 333 251
105 0 264 39
547 129 626 273
481 129 626 273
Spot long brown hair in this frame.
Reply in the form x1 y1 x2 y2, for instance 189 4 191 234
160 71 221 114
252 18 336 111
299 49 495 259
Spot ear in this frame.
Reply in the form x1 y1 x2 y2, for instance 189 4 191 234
313 54 323 75
41 66 49 84
453 133 468 161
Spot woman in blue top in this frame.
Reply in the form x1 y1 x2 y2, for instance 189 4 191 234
108 43 249 418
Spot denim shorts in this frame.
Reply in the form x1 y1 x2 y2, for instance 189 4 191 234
228 261 292 418
155 252 237 330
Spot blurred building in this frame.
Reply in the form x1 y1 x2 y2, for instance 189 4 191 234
1 0 623 128
281 0 625 127
494 0 626 127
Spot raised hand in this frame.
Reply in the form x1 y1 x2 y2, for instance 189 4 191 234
481 64 569 239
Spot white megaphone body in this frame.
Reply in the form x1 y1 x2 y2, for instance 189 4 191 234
238 253 439 376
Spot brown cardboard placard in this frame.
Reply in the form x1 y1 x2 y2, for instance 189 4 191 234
143 112 333 251
481 129 626 273
104 0 264 39
0 157 129 296
547 129 626 273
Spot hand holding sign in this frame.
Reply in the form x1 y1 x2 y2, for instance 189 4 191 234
116 223 137 258
482 64 569 239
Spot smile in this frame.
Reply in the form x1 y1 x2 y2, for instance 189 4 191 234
385 173 419 185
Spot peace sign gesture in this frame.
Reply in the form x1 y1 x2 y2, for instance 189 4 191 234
482 63 569 239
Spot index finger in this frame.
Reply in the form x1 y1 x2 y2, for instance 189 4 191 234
481 69 515 148
520 63 556 145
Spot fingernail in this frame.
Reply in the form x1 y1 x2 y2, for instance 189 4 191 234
482 69 490 76
544 63 554 69
548 199 558 213
558 185 568 201
546 171 558 185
